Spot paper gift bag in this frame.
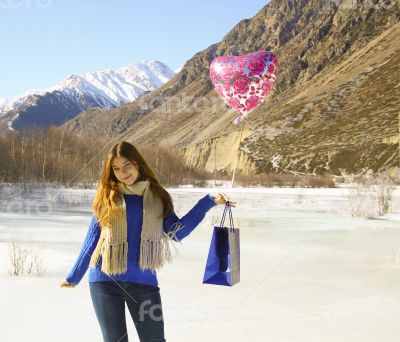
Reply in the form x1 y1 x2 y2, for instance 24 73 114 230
202 202 240 286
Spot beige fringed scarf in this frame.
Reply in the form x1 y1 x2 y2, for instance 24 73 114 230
89 180 183 275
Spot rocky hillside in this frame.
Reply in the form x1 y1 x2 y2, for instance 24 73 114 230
61 0 400 176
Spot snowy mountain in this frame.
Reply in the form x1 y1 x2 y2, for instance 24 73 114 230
0 60 175 133
174 66 183 74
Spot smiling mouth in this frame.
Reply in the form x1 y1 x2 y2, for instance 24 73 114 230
122 176 131 180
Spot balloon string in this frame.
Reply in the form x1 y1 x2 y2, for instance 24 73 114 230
230 123 245 188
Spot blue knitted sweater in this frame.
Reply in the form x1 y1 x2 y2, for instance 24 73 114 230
66 193 216 286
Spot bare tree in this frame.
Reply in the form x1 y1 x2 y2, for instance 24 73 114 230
8 237 28 276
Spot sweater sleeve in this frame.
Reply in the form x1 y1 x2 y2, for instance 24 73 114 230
65 215 101 285
163 193 216 242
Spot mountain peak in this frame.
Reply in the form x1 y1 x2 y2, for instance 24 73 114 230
0 59 176 132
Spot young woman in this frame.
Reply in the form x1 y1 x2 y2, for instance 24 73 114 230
60 141 236 342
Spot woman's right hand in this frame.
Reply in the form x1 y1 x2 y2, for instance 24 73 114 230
213 193 237 207
60 279 76 288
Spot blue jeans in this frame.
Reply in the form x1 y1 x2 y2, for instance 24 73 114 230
89 281 166 342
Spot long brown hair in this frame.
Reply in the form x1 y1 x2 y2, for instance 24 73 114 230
92 141 174 228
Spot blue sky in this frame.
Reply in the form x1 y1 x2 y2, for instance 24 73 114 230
0 0 270 98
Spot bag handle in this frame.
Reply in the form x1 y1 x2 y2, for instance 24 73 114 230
219 201 235 231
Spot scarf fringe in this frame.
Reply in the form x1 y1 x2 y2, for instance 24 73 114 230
91 240 128 276
138 222 185 271
139 237 173 271
90 222 186 274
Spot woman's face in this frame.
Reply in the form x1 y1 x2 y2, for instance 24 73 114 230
111 156 140 185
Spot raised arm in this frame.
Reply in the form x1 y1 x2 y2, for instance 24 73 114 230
163 194 217 242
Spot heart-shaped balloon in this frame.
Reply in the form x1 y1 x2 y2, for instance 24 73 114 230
210 50 278 125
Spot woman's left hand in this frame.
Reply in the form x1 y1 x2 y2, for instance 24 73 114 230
213 193 237 207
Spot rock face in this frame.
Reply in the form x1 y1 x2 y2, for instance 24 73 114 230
241 19 400 176
61 0 400 176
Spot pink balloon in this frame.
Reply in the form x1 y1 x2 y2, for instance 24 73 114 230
210 51 278 124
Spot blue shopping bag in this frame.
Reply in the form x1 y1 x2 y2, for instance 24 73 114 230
202 202 240 286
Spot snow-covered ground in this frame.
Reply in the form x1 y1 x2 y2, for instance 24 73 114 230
0 185 399 342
